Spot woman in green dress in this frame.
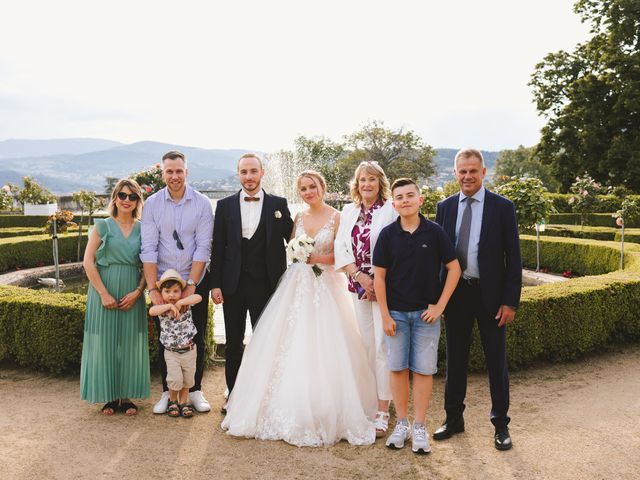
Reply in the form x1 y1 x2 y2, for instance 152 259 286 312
80 178 150 415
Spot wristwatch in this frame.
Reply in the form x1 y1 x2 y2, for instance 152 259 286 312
186 278 195 287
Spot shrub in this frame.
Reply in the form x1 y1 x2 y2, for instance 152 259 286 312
550 213 640 228
441 236 640 371
546 193 626 214
0 286 215 374
0 233 88 273
0 215 107 229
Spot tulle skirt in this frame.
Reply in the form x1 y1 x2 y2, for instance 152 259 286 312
221 263 377 446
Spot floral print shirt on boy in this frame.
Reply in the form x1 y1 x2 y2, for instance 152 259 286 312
159 307 197 349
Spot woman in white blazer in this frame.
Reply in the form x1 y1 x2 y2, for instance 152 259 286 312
334 161 398 438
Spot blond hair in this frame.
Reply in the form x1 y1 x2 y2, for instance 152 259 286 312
349 161 391 205
109 178 144 219
297 170 327 197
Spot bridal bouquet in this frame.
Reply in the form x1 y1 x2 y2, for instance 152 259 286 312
287 234 323 277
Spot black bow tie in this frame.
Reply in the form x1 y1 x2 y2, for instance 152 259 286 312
244 196 260 202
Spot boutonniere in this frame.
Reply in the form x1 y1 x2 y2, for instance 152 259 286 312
274 210 282 219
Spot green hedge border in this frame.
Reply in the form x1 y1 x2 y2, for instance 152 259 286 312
0 285 215 374
549 212 640 228
0 233 88 273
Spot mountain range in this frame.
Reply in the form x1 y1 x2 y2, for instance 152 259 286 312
0 138 500 193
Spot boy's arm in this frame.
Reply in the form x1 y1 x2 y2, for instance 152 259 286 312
175 294 203 308
373 266 396 336
421 259 461 323
149 303 173 317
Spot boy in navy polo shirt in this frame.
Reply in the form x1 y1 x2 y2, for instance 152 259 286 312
373 178 461 454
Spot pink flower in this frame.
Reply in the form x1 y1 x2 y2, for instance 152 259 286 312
568 196 575 204
143 185 152 193
2 185 10 193
154 163 161 169
581 190 588 197
616 217 624 227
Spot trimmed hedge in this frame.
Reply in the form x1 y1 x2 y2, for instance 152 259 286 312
459 236 640 371
0 285 215 374
0 214 107 228
545 193 631 214
0 226 83 238
549 213 640 228
0 233 88 273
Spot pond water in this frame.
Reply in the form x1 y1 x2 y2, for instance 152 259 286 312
31 274 89 295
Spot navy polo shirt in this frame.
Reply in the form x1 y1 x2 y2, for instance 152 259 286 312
373 214 456 312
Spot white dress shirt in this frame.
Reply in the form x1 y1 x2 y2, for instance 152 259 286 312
455 186 485 279
240 189 263 239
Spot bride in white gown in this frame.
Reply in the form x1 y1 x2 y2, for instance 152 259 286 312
221 170 377 447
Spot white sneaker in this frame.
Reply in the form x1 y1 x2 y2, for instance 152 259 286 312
153 391 170 414
189 390 211 413
386 420 411 449
412 423 431 454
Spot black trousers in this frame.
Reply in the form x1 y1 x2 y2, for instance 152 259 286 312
223 273 272 394
443 281 510 428
156 275 211 392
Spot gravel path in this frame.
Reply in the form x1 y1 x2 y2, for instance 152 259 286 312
1 345 639 480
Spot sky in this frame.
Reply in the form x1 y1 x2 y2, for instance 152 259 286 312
0 0 591 152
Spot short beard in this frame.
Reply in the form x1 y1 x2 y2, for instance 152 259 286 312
242 181 261 195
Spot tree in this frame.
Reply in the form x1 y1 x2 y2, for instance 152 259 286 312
343 120 437 186
129 164 164 199
495 176 555 271
0 185 13 210
613 198 640 269
568 172 603 226
530 0 640 192
293 136 349 194
104 176 119 195
493 146 560 192
16 176 56 206
420 185 445 218
72 189 104 261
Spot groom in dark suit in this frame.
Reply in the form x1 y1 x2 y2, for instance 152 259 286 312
433 148 522 450
210 153 294 412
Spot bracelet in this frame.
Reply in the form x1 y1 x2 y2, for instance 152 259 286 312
135 286 143 293
149 287 159 293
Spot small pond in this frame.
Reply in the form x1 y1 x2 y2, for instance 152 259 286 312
30 274 89 295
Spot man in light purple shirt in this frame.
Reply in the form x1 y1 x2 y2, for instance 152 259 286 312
141 151 214 414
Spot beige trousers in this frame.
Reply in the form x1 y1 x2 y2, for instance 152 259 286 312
164 347 197 391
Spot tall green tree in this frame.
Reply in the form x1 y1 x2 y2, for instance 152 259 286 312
529 0 640 192
293 136 348 193
343 120 436 186
494 145 560 192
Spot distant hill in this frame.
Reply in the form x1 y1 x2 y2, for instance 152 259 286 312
0 138 503 193
0 140 252 193
0 138 123 159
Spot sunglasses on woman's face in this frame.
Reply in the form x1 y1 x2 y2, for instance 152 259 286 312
117 192 140 201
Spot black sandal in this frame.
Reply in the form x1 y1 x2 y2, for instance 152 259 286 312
120 401 138 416
101 400 119 416
180 404 194 418
167 400 180 417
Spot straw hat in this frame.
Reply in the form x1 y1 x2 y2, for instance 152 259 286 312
156 268 186 289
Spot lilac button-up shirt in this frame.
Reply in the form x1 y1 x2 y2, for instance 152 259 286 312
140 185 214 283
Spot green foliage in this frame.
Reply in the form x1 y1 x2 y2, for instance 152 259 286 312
44 210 76 236
493 145 560 192
547 193 626 213
495 177 555 231
129 164 164 199
15 176 56 206
551 212 640 228
104 177 119 196
529 0 640 192
420 185 444 218
72 190 103 217
0 185 14 211
344 120 437 185
613 198 640 226
294 136 347 193
442 180 459 198
0 285 216 374
0 233 88 273
0 215 106 228
568 173 603 225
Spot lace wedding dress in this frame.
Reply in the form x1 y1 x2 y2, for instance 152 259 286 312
221 211 377 446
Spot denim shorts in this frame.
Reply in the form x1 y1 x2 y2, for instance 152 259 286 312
385 310 440 375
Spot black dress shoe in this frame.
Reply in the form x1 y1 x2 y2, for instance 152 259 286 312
432 418 465 440
495 426 512 450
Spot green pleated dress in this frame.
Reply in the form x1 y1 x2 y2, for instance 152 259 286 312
80 217 150 403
